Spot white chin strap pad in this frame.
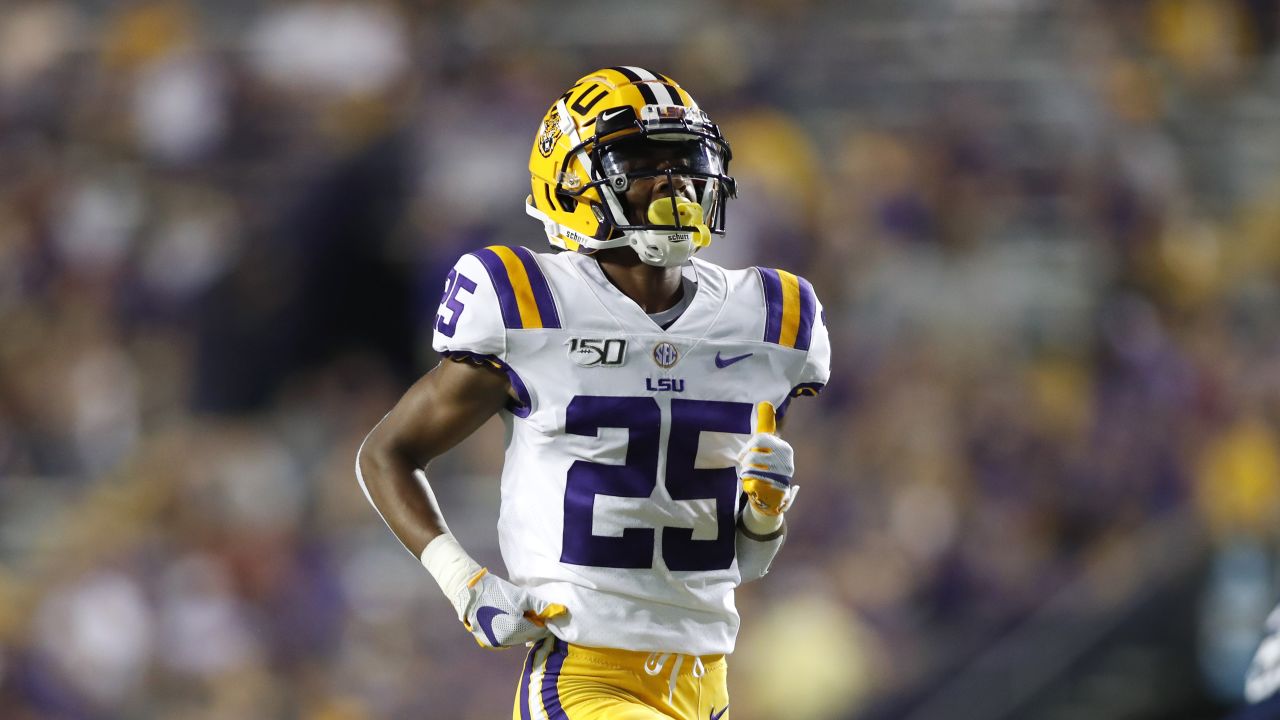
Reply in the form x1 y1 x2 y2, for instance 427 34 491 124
628 229 697 267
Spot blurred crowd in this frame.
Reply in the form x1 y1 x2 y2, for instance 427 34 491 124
2 1 1280 718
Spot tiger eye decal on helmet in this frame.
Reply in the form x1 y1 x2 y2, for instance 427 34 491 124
538 106 563 158
525 67 737 266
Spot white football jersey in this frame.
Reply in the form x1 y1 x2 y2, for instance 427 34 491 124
431 245 830 655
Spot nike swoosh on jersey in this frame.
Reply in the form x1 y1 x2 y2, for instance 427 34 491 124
710 705 729 720
476 606 507 646
714 352 753 368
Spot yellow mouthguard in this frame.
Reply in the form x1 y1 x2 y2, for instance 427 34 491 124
647 198 712 248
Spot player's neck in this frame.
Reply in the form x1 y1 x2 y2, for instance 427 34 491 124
594 250 685 314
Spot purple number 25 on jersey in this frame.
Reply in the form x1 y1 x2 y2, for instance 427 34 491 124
436 269 477 337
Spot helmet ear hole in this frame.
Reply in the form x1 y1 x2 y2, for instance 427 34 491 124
556 192 577 213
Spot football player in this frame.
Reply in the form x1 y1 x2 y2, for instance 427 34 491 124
357 66 830 719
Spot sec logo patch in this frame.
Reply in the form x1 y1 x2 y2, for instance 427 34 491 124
652 342 679 369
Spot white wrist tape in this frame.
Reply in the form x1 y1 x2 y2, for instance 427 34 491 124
742 501 785 536
420 533 483 620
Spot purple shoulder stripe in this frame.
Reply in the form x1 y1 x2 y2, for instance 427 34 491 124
756 267 785 344
513 247 561 329
794 275 817 352
470 248 523 329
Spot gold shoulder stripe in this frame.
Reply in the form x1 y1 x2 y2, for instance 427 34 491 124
488 245 544 330
777 269 803 348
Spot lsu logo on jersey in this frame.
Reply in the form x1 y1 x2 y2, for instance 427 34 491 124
645 377 684 392
567 338 626 367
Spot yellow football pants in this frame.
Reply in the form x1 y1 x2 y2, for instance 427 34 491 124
512 637 730 720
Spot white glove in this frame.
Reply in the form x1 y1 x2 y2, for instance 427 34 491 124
456 569 567 649
1247 604 1280 703
421 534 567 649
736 401 796 582
738 401 798 517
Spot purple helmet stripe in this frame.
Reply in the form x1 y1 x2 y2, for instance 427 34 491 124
513 247 561 329
757 267 784 344
540 639 570 719
794 275 817 351
471 248 523 329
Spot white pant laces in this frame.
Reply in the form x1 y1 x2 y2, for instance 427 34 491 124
644 652 707 704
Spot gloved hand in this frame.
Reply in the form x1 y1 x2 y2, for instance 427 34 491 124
418 533 568 650
457 568 568 649
1247 603 1280 702
738 401 798 517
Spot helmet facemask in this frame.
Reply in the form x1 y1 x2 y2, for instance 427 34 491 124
560 105 736 267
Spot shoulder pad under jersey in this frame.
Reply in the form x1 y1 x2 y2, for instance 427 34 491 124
753 266 831 397
432 245 562 360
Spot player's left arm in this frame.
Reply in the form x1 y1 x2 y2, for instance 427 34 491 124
736 400 795 582
737 285 831 582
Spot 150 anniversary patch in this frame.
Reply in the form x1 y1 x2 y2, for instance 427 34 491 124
567 338 627 367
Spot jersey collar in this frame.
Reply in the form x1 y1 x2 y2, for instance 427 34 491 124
571 254 728 338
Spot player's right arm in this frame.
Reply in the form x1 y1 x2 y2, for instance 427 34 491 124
357 358 565 648
357 248 516 553
356 357 511 557
356 248 566 648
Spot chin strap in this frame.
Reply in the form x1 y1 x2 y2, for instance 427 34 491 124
526 197 626 253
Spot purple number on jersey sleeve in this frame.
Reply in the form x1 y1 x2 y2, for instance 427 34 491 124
561 396 660 569
560 396 752 572
435 269 477 338
663 399 752 571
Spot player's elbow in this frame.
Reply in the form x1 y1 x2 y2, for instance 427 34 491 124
355 437 381 491
355 424 419 507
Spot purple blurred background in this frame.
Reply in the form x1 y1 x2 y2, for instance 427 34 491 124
2 1 1280 718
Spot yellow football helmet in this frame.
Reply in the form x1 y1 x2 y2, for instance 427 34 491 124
526 66 736 267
